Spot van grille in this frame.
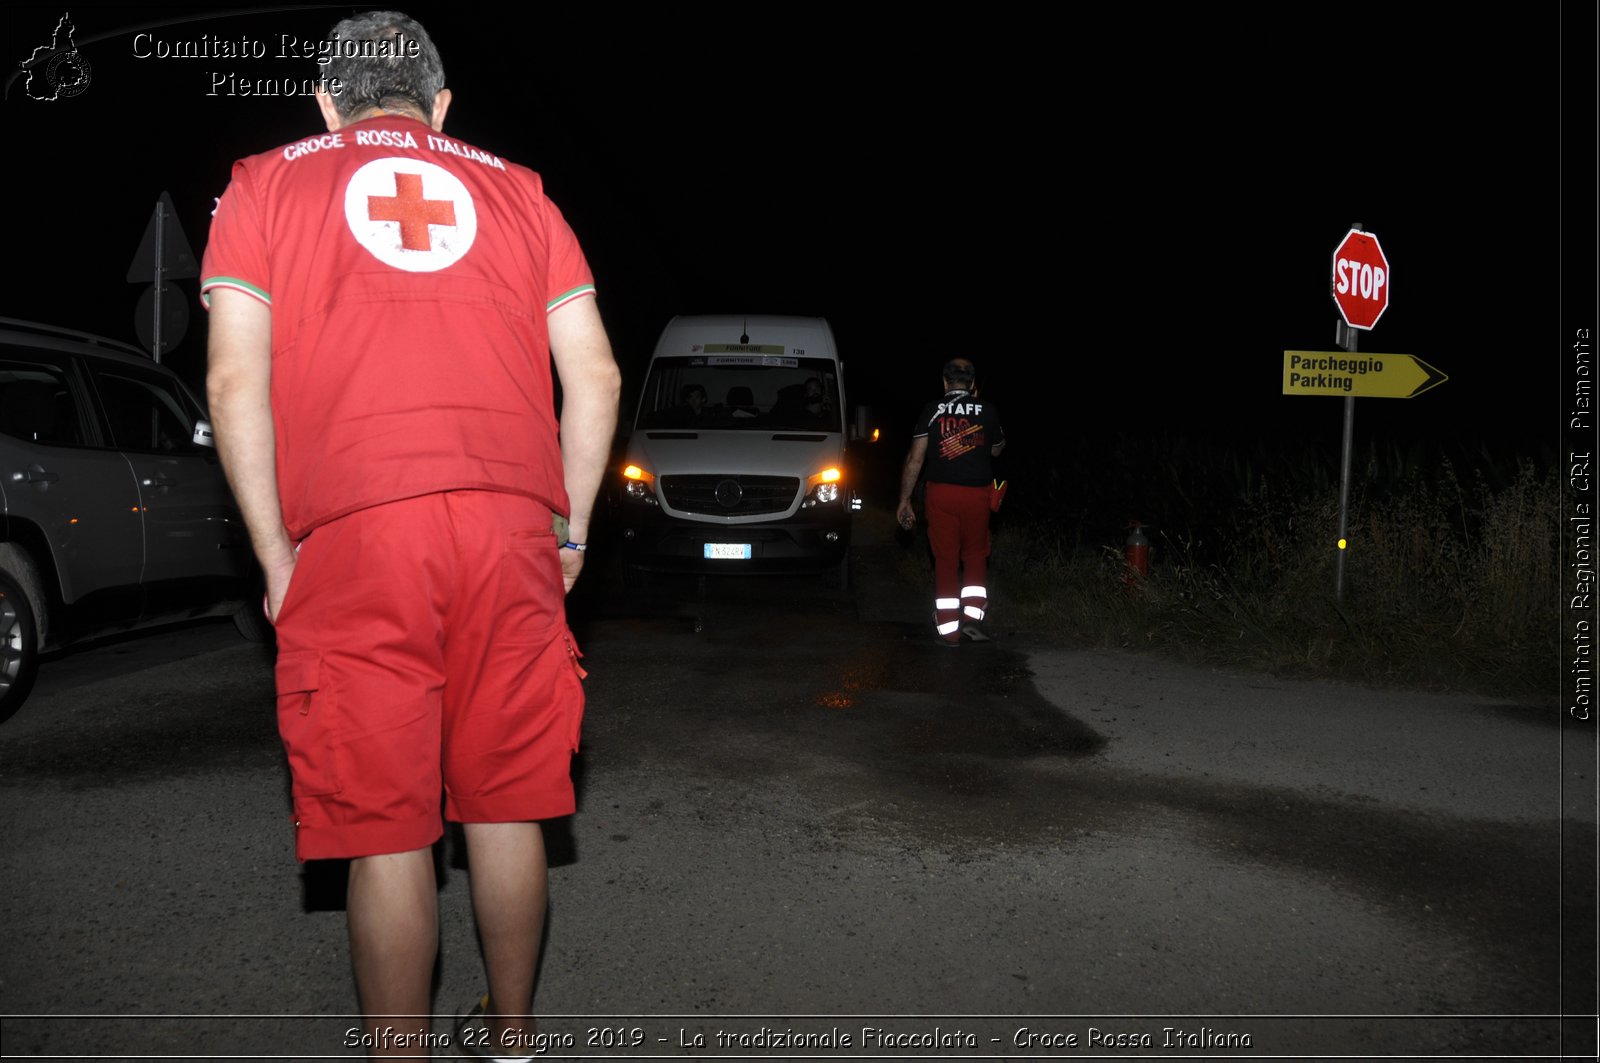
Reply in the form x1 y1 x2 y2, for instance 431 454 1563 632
660 474 799 516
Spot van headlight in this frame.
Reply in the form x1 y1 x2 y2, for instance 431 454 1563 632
622 464 658 505
803 467 843 507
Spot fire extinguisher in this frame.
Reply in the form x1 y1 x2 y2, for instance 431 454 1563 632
1125 520 1150 580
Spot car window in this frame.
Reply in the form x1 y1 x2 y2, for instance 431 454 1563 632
0 358 88 447
90 364 204 454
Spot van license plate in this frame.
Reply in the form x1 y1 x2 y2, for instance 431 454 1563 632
704 543 752 560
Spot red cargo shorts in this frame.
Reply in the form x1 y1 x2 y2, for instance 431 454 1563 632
271 490 586 861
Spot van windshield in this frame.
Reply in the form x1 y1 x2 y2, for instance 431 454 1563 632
636 355 842 432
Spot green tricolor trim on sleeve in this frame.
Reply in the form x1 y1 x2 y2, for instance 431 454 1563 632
199 277 272 309
547 284 596 313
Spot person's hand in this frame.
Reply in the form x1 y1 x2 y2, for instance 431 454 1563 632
560 547 584 593
263 550 297 624
895 500 916 530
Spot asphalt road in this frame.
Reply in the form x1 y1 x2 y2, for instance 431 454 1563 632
1 526 1595 1061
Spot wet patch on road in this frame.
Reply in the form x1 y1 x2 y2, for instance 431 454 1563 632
581 589 1120 848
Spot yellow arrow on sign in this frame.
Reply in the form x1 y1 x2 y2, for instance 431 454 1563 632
1282 351 1448 399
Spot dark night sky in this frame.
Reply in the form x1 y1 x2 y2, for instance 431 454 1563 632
3 4 1585 464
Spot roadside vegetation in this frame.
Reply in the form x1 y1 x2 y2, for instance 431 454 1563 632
898 435 1558 699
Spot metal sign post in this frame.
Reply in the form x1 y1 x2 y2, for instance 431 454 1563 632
1334 321 1357 602
127 191 197 362
153 198 165 362
1330 221 1373 602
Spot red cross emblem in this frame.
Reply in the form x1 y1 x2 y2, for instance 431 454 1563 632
367 172 456 251
345 158 477 272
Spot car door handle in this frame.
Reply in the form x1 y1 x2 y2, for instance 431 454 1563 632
142 475 178 488
12 464 60 485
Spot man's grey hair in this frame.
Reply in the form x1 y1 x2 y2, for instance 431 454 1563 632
942 360 976 389
323 11 445 121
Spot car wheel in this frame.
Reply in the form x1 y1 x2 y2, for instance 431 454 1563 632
0 569 40 722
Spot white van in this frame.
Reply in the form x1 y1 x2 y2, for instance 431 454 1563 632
614 315 858 587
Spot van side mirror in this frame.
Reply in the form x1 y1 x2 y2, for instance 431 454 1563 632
193 419 216 449
850 405 876 442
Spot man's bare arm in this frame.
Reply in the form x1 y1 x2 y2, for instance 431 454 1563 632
896 435 928 528
206 289 297 620
548 296 622 591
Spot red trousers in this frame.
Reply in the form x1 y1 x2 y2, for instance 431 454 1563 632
924 481 991 640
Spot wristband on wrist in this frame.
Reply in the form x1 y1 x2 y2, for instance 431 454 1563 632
561 541 587 552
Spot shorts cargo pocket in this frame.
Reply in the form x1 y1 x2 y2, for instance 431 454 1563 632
274 650 341 797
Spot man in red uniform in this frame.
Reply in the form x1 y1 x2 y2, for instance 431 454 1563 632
203 11 620 1057
897 359 1006 646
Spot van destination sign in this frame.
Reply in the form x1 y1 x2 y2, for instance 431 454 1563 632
1281 350 1448 399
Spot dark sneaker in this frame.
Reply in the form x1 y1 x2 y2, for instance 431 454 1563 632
961 623 991 642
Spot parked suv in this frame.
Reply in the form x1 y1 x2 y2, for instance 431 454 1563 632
0 318 264 721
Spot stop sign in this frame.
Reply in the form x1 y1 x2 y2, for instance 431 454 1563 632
1331 228 1390 330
